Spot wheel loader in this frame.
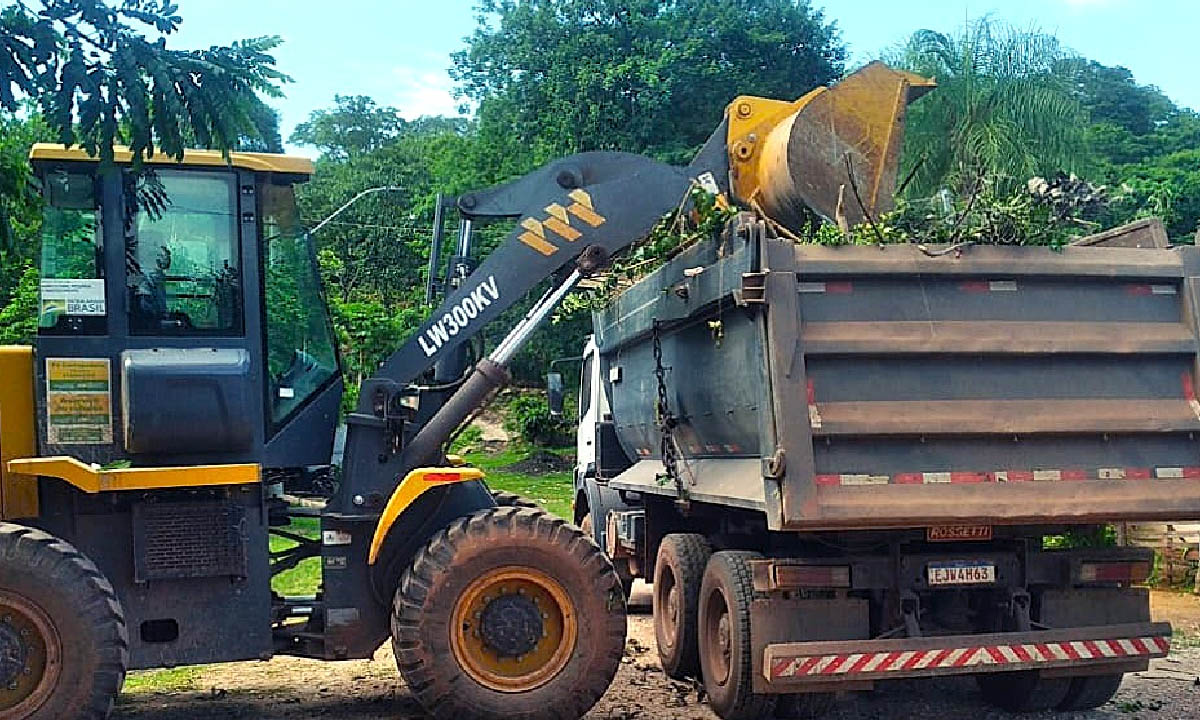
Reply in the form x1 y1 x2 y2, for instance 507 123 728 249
1 62 931 719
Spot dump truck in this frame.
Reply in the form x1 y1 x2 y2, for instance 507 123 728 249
566 81 1193 719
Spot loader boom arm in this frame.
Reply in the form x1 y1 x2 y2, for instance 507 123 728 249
335 152 696 508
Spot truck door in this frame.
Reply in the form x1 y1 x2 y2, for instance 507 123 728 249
576 343 598 477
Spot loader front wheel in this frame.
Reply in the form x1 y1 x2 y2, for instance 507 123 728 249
0 523 127 720
392 507 626 720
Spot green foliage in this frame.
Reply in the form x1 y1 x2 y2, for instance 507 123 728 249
1 0 288 165
1042 525 1118 550
815 174 1109 249
503 392 571 447
0 262 37 343
559 185 737 315
892 17 1090 198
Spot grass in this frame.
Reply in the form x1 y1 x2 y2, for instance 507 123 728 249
270 515 321 596
465 445 575 520
122 665 207 695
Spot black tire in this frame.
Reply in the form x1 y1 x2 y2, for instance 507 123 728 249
491 490 540 509
775 692 837 718
976 670 1072 712
698 551 777 720
653 533 711 679
1058 673 1124 711
0 522 127 720
392 507 626 720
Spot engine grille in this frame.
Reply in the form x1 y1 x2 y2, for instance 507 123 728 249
133 501 248 581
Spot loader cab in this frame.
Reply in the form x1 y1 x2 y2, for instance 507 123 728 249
28 145 343 471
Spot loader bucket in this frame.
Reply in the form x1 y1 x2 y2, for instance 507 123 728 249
727 61 935 229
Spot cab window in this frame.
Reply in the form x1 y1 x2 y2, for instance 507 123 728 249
262 181 339 426
127 170 241 334
38 170 104 333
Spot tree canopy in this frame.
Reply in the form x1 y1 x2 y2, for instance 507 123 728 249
892 17 1090 198
453 0 845 163
1 0 288 164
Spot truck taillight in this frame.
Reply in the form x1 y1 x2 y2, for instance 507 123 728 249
1078 561 1151 584
775 565 851 589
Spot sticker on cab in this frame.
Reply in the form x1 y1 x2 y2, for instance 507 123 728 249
39 279 106 321
45 358 113 445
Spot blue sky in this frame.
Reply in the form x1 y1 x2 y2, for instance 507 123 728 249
167 0 1197 155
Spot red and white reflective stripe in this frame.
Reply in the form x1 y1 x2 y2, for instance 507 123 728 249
959 280 1018 293
815 467 1200 487
798 281 853 294
770 635 1170 679
807 379 823 430
1182 373 1200 421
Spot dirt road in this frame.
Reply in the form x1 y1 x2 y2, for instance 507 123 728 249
113 588 1200 720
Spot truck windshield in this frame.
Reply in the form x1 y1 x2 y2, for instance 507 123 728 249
262 181 339 426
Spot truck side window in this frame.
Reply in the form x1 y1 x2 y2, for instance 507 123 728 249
262 181 339 427
127 170 241 334
38 170 104 334
579 353 594 420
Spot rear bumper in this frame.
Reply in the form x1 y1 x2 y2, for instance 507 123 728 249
764 622 1171 687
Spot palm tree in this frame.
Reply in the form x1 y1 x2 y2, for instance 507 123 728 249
890 17 1091 199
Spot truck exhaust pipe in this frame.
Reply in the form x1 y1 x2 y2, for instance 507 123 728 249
727 61 936 230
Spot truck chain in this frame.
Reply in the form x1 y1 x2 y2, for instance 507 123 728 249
652 320 688 508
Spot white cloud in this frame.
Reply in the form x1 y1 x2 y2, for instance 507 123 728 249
390 68 469 120
1062 0 1120 7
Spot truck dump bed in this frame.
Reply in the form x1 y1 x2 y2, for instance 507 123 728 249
597 233 1200 531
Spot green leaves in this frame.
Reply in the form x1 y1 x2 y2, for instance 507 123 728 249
454 0 845 161
0 1 289 165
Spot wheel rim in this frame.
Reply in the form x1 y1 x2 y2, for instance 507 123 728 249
450 566 578 692
655 565 680 651
0 590 62 716
702 587 732 686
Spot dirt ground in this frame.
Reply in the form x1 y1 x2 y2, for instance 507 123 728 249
113 587 1200 720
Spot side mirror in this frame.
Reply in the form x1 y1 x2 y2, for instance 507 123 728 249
546 372 565 417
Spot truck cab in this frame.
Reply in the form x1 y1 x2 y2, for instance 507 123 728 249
572 335 637 576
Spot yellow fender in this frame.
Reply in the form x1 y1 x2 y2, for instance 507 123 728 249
368 466 485 565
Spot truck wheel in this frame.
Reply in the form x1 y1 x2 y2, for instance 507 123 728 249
1058 673 1123 710
392 507 626 720
698 551 777 720
976 670 1071 712
491 490 540 509
0 523 127 720
653 533 711 678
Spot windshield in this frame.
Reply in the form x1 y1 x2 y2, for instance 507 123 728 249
262 181 340 426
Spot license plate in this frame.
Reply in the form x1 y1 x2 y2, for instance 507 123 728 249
927 561 995 586
927 525 993 542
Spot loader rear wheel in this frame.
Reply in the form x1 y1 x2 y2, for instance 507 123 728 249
0 523 127 720
653 533 710 678
698 551 776 720
392 507 626 720
976 670 1071 712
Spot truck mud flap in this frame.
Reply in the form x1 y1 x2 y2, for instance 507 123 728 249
763 622 1170 687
